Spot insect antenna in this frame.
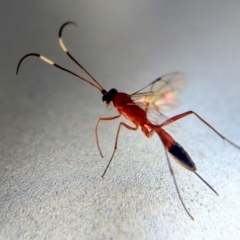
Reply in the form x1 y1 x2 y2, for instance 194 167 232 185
58 21 104 92
16 53 103 92
194 172 219 196
165 150 194 220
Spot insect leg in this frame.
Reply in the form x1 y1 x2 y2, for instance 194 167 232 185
95 115 121 158
164 149 195 220
159 111 240 149
101 122 138 178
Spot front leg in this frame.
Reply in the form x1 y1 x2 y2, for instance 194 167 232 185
95 114 121 158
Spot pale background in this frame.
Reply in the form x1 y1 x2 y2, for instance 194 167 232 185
1 1 240 239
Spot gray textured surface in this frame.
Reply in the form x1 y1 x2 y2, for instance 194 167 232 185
1 1 240 239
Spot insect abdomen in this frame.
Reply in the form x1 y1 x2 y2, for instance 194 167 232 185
168 142 196 172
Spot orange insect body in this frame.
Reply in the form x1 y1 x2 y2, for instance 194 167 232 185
157 128 176 152
113 92 173 149
112 90 194 171
16 21 240 220
114 92 149 126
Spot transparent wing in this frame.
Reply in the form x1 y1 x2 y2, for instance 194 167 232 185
130 72 187 124
131 72 187 110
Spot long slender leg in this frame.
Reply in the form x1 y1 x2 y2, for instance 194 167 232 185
101 122 138 178
95 115 121 158
164 150 194 220
159 111 240 149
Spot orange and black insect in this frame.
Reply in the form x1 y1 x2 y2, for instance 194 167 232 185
16 21 240 220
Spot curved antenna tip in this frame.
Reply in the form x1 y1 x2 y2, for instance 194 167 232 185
59 21 78 37
16 53 40 75
64 21 78 27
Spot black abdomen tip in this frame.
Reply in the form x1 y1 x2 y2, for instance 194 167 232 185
169 142 196 172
